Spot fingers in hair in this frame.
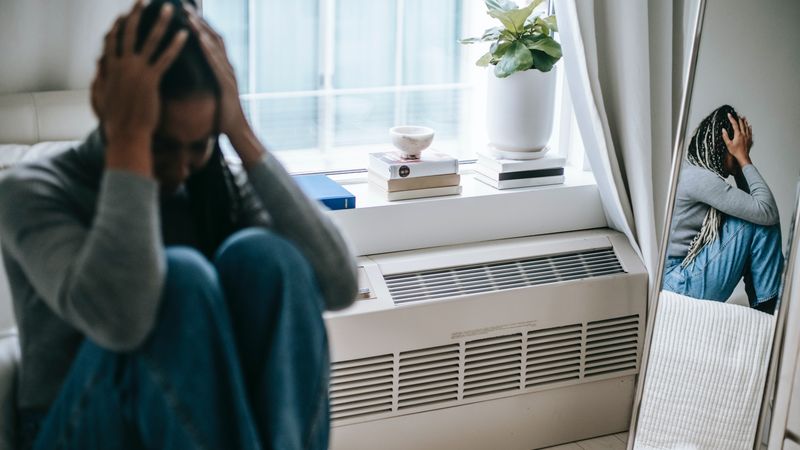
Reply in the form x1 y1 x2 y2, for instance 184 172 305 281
104 17 124 60
727 112 741 136
122 0 145 55
154 29 189 73
141 3 175 61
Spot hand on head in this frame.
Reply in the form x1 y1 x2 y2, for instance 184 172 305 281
92 0 188 147
721 112 753 169
91 0 251 179
183 3 247 137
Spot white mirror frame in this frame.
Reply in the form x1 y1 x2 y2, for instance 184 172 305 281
766 186 800 446
757 188 800 447
627 0 796 447
625 0 707 447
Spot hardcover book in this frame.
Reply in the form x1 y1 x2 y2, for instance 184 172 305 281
369 150 458 180
474 173 565 190
292 174 356 210
473 165 565 182
476 151 566 174
370 183 463 201
367 173 461 192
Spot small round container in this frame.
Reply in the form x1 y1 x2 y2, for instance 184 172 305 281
390 126 435 158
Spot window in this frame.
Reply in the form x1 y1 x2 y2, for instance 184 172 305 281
202 0 582 174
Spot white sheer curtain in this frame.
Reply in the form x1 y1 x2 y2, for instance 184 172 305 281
554 0 674 283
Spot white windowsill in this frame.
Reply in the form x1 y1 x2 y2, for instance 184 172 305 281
325 165 607 256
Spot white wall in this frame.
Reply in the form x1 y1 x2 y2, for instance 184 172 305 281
0 0 130 94
684 0 800 245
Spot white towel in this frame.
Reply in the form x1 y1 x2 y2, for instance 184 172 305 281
634 291 775 450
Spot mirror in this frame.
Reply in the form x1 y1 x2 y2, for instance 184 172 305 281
628 0 800 448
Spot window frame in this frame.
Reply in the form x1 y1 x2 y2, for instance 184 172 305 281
201 0 586 176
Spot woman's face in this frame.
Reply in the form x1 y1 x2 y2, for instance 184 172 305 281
152 94 217 193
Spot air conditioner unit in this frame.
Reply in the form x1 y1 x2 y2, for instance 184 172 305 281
325 229 648 450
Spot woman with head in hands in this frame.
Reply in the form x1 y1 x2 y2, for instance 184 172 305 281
0 1 357 448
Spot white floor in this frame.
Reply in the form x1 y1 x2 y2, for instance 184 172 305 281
542 432 628 450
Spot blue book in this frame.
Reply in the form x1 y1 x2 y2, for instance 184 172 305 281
292 175 356 210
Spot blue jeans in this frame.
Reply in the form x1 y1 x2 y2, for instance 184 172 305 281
23 228 330 449
663 215 783 307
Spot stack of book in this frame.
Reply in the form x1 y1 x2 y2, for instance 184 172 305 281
474 149 566 190
368 150 461 201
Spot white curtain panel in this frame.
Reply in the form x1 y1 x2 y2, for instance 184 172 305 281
554 0 660 279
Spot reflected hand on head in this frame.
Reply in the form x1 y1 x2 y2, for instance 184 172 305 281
93 0 188 176
722 112 753 169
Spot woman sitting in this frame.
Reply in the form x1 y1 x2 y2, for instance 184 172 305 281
0 1 357 448
663 104 783 314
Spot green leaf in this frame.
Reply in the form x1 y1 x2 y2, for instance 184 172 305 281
481 27 503 41
485 0 517 12
522 35 562 59
531 49 558 72
490 40 512 58
500 29 516 41
543 15 558 32
494 40 534 77
533 17 551 36
488 0 538 34
476 52 493 67
459 27 503 46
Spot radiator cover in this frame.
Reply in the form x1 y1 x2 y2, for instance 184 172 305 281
325 229 647 450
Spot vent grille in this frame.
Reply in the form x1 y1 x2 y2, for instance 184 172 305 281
385 248 625 304
464 333 523 399
585 315 639 377
330 354 393 421
329 314 640 424
526 325 582 387
398 344 459 410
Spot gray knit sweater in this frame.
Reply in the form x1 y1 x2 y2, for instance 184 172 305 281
0 129 358 411
667 162 779 258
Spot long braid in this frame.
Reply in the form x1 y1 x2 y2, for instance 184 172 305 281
682 105 738 267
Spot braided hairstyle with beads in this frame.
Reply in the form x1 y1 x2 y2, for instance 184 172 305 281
682 104 740 266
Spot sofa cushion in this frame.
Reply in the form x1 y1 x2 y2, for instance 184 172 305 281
0 91 94 145
0 145 30 171
0 329 19 450
0 141 75 170
22 141 77 163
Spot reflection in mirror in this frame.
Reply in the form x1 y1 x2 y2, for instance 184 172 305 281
663 105 783 313
628 0 800 448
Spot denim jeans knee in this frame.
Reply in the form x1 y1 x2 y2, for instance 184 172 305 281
662 215 783 304
216 228 313 271
214 229 321 303
153 247 227 341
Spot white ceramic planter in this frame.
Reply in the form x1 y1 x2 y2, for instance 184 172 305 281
486 67 557 155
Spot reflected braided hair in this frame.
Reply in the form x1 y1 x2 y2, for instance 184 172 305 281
682 104 739 266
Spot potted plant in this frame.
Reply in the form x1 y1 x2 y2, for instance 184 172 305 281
460 0 562 158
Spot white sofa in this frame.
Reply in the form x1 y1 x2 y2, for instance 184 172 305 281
0 90 95 449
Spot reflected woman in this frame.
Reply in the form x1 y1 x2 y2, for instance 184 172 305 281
663 105 783 314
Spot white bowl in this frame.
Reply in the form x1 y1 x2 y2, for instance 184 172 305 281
390 126 435 158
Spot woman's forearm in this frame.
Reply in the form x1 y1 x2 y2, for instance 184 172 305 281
229 127 358 310
227 125 265 170
105 136 154 178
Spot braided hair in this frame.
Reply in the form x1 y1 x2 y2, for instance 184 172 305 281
682 104 739 266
